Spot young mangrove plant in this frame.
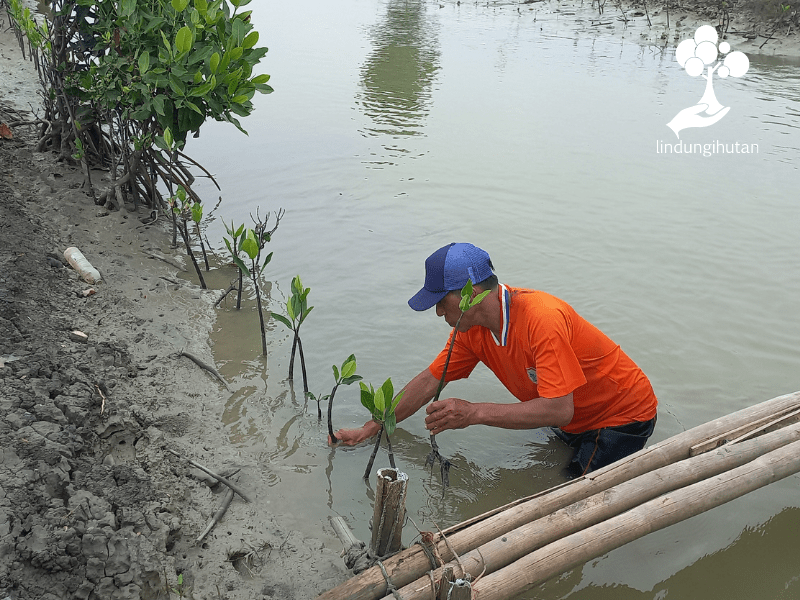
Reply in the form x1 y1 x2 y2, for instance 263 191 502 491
169 185 207 289
271 275 313 395
360 378 404 479
426 279 490 488
234 227 273 356
325 354 362 443
222 220 246 308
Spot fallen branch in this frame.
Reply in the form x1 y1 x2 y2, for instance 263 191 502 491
166 448 253 503
196 487 235 543
214 282 239 308
178 348 232 392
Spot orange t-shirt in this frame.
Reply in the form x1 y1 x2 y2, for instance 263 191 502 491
428 285 657 434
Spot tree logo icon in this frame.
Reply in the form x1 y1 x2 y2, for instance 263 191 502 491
667 25 750 139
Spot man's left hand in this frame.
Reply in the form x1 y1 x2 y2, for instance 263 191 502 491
425 397 474 435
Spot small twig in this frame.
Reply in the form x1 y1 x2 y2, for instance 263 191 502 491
196 487 235 543
178 348 232 392
95 384 107 415
166 448 253 503
214 282 238 308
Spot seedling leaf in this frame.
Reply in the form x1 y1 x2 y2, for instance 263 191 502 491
270 312 292 329
341 375 363 385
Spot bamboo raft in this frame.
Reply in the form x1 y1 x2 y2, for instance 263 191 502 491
320 390 800 600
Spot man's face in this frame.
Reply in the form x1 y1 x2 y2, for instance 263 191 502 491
435 291 475 332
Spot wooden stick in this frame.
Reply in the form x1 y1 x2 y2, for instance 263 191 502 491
385 421 800 600
316 390 800 600
331 516 364 552
470 439 800 600
166 449 253 503
179 348 232 392
196 487 235 543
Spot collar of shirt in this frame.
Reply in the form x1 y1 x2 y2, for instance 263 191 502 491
492 283 511 347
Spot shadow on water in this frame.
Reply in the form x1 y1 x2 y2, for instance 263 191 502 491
357 0 441 144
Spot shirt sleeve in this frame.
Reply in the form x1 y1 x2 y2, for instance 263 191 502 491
428 329 480 383
529 306 586 398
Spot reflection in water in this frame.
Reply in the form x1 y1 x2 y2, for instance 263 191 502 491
357 0 440 146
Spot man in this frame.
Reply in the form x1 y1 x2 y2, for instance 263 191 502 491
334 243 658 476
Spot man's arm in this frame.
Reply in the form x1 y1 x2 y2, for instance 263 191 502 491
332 368 442 445
424 393 574 435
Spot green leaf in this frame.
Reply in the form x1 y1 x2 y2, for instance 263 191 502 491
153 95 166 116
385 412 397 437
189 79 214 98
259 251 273 274
175 26 193 55
160 30 172 58
232 255 250 278
374 386 385 414
164 127 174 148
341 375 362 386
270 312 292 329
341 356 357 380
291 275 302 296
184 100 203 115
469 290 491 308
332 364 340 382
240 236 258 260
298 305 313 325
231 94 249 104
138 52 150 74
168 74 186 96
172 0 189 11
210 52 220 73
379 378 395 413
191 202 202 224
360 383 375 414
389 389 404 415
242 31 259 50
251 73 270 84
195 0 208 14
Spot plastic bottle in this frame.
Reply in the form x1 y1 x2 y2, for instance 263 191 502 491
64 247 102 285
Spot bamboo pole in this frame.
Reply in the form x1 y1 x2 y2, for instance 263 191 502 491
317 390 800 600
386 420 800 600
370 468 408 558
470 438 800 600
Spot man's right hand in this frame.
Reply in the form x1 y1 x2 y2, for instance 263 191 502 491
329 421 381 446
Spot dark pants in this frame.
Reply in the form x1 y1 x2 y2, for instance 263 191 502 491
553 416 657 477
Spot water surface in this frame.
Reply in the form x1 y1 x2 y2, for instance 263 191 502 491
188 1 800 597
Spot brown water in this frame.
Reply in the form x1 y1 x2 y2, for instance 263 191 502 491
187 0 800 597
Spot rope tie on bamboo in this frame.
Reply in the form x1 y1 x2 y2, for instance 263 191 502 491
377 559 403 600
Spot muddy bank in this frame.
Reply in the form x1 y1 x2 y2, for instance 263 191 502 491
0 21 347 600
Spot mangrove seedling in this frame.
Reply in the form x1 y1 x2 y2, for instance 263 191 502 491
222 220 246 309
426 279 491 488
271 275 313 395
190 201 210 271
170 185 206 289
360 378 404 479
326 354 362 443
235 228 273 356
306 390 328 421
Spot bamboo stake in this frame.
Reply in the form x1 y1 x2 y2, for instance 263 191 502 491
386 421 800 600
470 439 800 600
316 390 800 600
370 469 408 558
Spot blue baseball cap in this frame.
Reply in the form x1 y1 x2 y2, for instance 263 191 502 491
408 243 494 311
